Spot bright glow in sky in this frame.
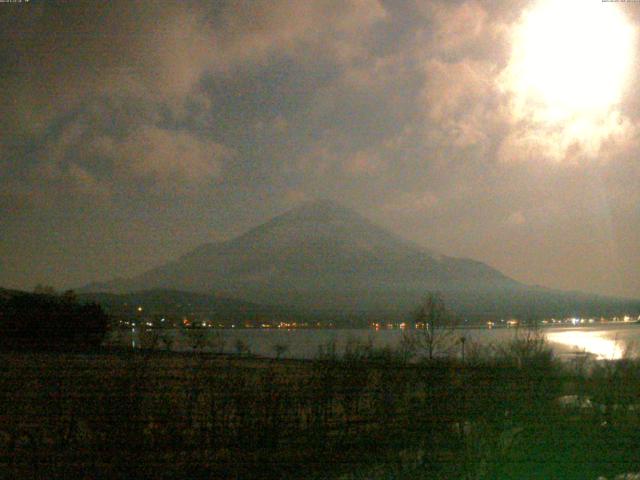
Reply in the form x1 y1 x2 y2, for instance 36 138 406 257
503 0 636 156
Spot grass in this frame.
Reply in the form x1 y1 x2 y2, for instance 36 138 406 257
1 334 640 479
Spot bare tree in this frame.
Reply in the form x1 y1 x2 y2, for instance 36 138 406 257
185 327 208 351
211 330 226 354
234 339 250 356
272 343 289 360
159 331 175 351
404 292 458 360
139 328 160 350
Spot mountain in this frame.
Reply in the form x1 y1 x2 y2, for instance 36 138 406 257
84 200 640 321
1 287 323 328
76 289 317 325
84 200 517 302
78 289 267 315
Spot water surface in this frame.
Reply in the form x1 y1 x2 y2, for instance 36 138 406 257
114 323 640 360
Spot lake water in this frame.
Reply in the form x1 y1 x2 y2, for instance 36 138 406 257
114 323 640 361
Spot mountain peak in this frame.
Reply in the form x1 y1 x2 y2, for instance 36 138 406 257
83 199 524 315
79 200 640 320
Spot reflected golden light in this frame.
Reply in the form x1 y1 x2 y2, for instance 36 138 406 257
501 0 636 157
546 331 624 360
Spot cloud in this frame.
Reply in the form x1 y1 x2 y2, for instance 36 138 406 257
424 0 491 55
2 0 640 297
210 0 387 67
17 103 234 204
344 149 385 177
0 0 387 138
421 58 504 148
383 190 440 214
1 0 388 201
91 126 232 190
65 164 113 200
506 211 526 226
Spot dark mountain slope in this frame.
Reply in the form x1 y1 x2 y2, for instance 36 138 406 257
83 200 640 320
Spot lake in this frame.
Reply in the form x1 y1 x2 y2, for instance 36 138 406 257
114 322 640 361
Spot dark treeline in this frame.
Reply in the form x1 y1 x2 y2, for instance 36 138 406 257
2 335 640 479
78 288 640 327
0 290 109 351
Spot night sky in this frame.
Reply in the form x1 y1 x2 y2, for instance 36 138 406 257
2 0 640 299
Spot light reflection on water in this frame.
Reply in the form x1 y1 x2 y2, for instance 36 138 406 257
545 330 624 360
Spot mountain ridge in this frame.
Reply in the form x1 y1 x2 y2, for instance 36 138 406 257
84 199 520 294
82 200 640 320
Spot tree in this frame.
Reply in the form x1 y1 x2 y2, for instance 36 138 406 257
234 339 250 356
33 284 56 295
404 292 458 360
272 343 289 360
184 327 208 351
0 291 109 350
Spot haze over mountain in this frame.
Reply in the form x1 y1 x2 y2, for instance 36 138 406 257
84 200 640 321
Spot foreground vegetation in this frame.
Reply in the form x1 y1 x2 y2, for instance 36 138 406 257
1 330 640 479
